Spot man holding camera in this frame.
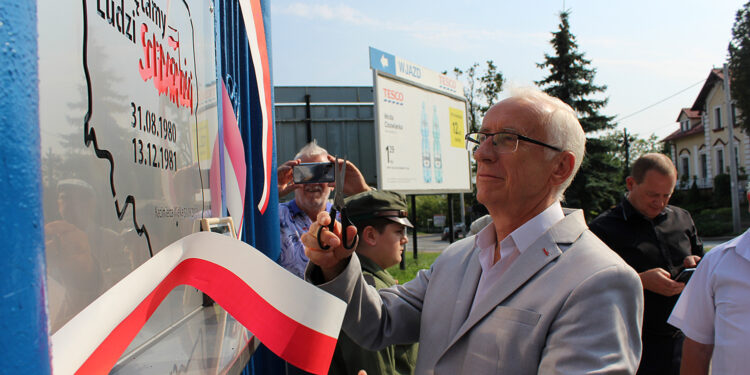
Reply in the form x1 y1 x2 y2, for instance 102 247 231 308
277 141 369 278
589 153 703 375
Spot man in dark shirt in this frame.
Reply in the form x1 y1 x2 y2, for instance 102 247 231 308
589 153 702 375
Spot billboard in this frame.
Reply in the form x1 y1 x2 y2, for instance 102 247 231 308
370 47 471 194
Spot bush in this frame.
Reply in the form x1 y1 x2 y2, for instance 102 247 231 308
687 178 701 203
713 174 731 206
415 195 447 232
670 188 713 214
693 207 734 237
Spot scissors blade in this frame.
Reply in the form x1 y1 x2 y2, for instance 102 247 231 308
334 158 347 207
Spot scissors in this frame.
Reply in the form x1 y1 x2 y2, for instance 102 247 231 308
317 157 358 250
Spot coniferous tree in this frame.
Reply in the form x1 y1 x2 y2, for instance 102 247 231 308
536 10 621 219
729 1 750 132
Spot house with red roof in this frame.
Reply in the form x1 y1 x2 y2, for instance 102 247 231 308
663 68 744 190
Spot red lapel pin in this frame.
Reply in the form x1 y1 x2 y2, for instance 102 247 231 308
542 248 550 256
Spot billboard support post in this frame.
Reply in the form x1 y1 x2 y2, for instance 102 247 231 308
460 192 466 229
448 194 456 243
411 195 418 260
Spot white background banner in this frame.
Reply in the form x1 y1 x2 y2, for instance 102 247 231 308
374 74 471 193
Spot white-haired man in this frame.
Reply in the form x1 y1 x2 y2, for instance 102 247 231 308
302 88 644 374
277 140 369 278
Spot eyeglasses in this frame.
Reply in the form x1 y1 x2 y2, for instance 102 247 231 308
464 131 563 154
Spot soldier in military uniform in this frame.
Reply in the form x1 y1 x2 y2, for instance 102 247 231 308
328 190 418 375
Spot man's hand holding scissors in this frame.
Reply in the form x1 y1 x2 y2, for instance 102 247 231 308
302 210 358 281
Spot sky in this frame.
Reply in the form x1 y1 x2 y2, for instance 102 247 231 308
269 0 747 140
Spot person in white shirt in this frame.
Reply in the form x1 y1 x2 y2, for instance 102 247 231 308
668 184 750 375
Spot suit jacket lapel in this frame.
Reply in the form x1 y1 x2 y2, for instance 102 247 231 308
440 209 588 355
445 246 482 339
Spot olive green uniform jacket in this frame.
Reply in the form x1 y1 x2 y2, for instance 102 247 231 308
328 255 418 375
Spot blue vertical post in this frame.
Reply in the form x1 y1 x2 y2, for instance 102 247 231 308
0 2 51 374
254 0 281 262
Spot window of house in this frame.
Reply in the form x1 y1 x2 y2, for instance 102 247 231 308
681 157 690 180
717 148 725 174
715 107 723 130
701 153 708 180
735 145 740 170
681 120 690 132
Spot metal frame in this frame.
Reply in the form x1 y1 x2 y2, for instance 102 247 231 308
0 2 51 373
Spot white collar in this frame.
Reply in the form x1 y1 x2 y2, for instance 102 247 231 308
476 201 565 254
723 228 750 262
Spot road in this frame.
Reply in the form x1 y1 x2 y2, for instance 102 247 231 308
406 233 460 254
702 237 733 249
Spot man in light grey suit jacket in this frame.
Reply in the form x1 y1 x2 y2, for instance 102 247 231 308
303 87 644 374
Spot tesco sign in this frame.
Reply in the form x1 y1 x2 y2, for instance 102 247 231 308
383 88 404 103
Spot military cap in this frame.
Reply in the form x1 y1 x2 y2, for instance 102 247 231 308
345 190 413 228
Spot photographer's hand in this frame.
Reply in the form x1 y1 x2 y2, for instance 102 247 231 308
327 155 370 196
277 159 300 197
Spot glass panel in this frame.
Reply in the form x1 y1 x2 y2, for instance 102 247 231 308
111 304 254 374
38 0 218 335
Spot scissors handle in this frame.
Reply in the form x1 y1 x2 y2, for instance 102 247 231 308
317 207 338 250
339 209 358 250
316 207 358 250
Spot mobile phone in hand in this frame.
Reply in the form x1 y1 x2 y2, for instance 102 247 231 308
674 268 695 283
293 162 335 184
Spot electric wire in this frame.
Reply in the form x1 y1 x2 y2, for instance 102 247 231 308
615 78 707 123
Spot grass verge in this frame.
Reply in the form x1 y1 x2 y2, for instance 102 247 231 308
387 252 441 284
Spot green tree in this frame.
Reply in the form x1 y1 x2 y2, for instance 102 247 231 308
536 10 621 218
729 0 750 132
602 130 663 180
478 60 504 115
415 195 447 230
449 61 505 133
446 62 504 221
450 63 480 133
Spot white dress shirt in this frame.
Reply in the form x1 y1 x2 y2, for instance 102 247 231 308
470 202 565 313
668 228 750 374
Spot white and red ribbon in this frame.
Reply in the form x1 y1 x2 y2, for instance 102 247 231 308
237 0 274 214
210 81 247 237
51 232 346 375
